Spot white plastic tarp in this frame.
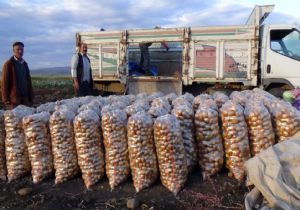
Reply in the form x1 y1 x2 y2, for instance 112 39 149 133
245 133 300 210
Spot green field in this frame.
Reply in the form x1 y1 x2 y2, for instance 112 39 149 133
31 76 73 89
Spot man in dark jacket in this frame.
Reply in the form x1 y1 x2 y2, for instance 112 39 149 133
1 42 34 109
71 43 93 97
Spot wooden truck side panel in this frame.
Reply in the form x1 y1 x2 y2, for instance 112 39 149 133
187 25 258 86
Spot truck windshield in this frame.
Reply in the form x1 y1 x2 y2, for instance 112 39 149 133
270 29 300 61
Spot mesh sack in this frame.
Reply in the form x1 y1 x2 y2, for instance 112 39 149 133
101 104 123 115
267 100 300 141
171 105 197 172
151 97 171 112
118 95 133 106
4 105 35 182
55 103 80 114
74 110 105 188
49 110 79 184
229 91 249 107
127 112 158 192
182 92 195 104
0 111 6 181
200 99 218 111
193 94 213 110
148 106 168 118
172 97 193 109
154 114 188 195
78 100 102 116
195 107 224 179
134 99 151 111
125 104 145 117
23 112 53 183
101 109 130 189
36 102 56 113
136 92 149 101
125 94 136 104
220 101 251 181
148 92 164 102
244 101 275 155
164 93 177 103
213 92 229 108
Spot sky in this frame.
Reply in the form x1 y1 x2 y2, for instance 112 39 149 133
0 0 299 70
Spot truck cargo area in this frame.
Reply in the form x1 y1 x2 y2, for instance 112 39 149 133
127 42 183 94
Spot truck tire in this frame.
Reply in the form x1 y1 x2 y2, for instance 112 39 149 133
267 87 284 98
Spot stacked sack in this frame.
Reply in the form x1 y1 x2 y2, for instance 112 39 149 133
171 104 197 172
49 110 79 184
195 106 224 179
193 94 212 110
148 97 170 118
102 109 130 189
77 100 102 116
181 92 195 104
0 111 6 181
213 92 229 109
148 92 164 102
74 110 105 189
154 114 188 195
151 97 171 112
23 112 54 183
229 91 249 107
163 93 177 103
200 99 218 111
127 112 158 192
172 97 193 109
133 99 151 111
220 101 251 181
244 100 275 155
4 105 35 182
267 100 300 141
125 104 145 117
36 102 56 113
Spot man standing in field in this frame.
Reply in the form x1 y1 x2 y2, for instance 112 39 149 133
71 43 93 97
1 42 34 109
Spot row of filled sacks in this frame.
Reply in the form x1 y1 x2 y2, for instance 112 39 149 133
0 92 183 181
0 93 194 195
0 90 299 194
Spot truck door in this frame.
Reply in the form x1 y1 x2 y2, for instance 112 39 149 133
263 27 300 88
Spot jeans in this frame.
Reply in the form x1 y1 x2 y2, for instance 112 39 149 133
139 44 151 73
77 81 92 97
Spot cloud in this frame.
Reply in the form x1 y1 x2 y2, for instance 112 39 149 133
0 0 299 69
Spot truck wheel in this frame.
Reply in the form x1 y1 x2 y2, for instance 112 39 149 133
267 87 284 98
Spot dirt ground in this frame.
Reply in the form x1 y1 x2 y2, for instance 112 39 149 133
0 87 249 210
0 169 248 210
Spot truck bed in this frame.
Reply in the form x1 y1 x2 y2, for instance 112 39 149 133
77 24 258 94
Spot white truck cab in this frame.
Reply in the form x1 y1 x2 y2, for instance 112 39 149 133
260 24 300 93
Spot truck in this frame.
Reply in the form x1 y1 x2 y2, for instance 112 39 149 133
75 5 300 96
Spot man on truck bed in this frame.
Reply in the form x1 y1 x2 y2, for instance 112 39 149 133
71 43 93 96
1 42 34 109
139 26 169 76
139 42 169 75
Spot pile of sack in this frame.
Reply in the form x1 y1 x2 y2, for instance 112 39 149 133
0 89 299 195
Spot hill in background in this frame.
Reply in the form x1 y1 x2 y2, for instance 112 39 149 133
30 67 70 77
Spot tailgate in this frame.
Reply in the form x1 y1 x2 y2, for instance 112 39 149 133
127 76 182 95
